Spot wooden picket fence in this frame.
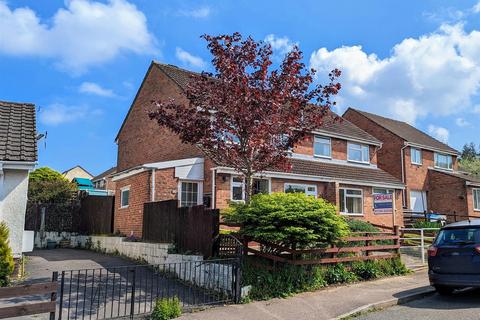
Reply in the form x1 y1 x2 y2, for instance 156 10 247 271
0 273 58 319
243 228 401 266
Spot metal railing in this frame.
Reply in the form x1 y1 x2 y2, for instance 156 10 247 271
400 227 440 265
57 259 241 320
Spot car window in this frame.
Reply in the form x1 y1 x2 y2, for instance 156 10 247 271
434 228 480 245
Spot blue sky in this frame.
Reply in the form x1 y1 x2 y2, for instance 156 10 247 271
1 0 480 175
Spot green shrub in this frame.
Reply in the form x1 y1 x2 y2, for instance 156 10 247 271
346 219 379 233
151 297 181 320
0 222 14 287
324 264 357 284
242 257 409 300
28 167 76 203
351 260 382 280
224 193 349 248
242 259 327 300
412 221 442 229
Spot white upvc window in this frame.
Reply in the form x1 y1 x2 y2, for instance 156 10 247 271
231 176 245 201
434 152 453 170
231 176 270 201
314 135 332 158
410 147 422 165
284 183 317 197
473 189 480 211
347 142 370 163
120 186 130 208
340 188 363 215
373 188 394 195
179 181 202 207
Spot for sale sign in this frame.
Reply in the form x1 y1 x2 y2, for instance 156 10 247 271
373 194 393 214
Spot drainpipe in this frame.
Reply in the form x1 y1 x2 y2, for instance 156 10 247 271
400 144 408 208
211 168 216 209
150 168 156 202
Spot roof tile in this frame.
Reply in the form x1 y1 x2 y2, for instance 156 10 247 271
0 101 37 162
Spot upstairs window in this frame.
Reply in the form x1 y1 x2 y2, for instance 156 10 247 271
434 153 453 170
411 147 422 165
314 136 332 158
347 143 370 163
473 189 480 211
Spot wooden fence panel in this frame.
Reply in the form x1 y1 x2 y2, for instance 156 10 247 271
79 195 115 234
143 200 219 257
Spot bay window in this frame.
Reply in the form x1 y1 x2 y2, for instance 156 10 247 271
347 143 370 163
340 188 363 215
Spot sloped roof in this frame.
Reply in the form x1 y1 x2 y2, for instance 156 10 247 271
0 100 37 162
346 108 458 154
62 165 93 177
284 158 404 187
92 166 117 182
429 168 480 186
116 61 381 144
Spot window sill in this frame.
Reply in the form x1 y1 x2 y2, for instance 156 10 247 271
347 160 370 165
314 155 332 160
120 205 129 209
340 212 364 216
433 166 453 171
411 162 423 166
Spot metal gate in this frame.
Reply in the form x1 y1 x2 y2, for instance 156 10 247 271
56 258 241 320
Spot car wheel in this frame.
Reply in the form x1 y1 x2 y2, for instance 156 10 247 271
435 285 454 295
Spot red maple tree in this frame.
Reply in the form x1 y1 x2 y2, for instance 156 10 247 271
149 33 341 202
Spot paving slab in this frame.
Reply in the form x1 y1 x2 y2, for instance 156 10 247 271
179 270 430 320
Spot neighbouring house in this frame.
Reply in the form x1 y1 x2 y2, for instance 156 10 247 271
343 108 478 217
0 100 37 257
92 166 116 194
72 177 109 196
111 62 405 237
62 165 93 182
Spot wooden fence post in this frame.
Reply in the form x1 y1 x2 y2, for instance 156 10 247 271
393 225 400 254
50 271 58 320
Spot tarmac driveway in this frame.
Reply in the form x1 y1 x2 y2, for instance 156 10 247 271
24 248 139 283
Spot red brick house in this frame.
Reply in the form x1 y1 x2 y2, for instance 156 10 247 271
111 62 405 237
343 108 480 218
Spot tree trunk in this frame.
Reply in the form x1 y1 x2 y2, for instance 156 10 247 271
244 174 253 204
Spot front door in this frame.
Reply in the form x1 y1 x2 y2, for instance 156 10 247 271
410 190 427 212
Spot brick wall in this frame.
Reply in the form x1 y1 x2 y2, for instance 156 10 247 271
153 168 178 202
427 170 469 219
292 133 377 164
116 63 203 172
343 109 404 182
338 184 403 227
114 171 150 237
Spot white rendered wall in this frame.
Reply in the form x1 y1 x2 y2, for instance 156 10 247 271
0 169 29 257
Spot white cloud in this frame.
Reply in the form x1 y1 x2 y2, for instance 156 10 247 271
177 6 210 18
428 125 450 143
264 34 298 60
175 47 206 69
455 117 470 127
39 104 102 126
0 0 157 74
79 82 115 97
472 2 480 14
310 24 480 124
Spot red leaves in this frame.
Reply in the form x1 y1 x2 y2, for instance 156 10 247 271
150 32 341 180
